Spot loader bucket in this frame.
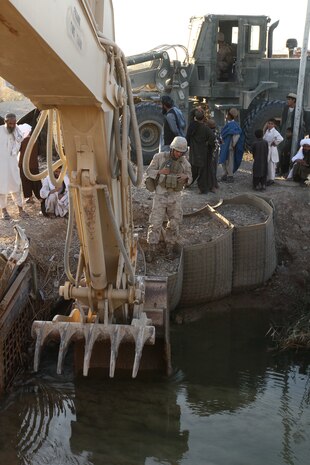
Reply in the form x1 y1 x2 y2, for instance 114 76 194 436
32 277 171 378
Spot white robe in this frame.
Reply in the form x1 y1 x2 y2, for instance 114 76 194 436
263 127 283 163
40 174 70 217
287 148 304 179
263 127 284 181
0 125 24 194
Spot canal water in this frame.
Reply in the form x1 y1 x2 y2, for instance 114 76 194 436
0 308 309 465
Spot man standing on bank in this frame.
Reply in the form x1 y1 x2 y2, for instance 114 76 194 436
145 136 192 262
280 92 306 146
0 113 28 220
160 95 186 152
263 118 283 185
219 108 244 183
186 109 216 193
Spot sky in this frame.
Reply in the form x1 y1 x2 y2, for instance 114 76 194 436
112 0 309 56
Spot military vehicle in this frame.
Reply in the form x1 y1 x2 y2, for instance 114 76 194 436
127 14 310 163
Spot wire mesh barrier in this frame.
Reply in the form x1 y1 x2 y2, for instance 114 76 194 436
0 263 34 395
217 195 276 292
181 207 234 306
180 194 276 307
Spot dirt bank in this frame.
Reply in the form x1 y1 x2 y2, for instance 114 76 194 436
1 157 309 323
132 158 310 316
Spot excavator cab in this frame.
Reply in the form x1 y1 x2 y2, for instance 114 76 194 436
0 0 171 378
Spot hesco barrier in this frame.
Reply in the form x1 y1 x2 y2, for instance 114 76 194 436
180 206 234 306
175 194 276 308
221 194 277 292
0 263 33 396
167 248 184 311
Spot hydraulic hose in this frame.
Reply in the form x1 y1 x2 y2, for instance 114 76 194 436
103 186 135 285
22 109 66 186
46 109 67 188
96 33 144 187
63 185 76 285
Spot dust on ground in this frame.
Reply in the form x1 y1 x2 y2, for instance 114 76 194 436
1 155 310 321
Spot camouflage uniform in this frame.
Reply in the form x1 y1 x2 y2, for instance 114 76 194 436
217 42 234 81
146 151 192 245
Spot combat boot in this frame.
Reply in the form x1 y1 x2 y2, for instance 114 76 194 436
145 244 156 263
166 243 175 260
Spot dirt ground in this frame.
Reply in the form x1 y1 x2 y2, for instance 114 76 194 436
132 157 310 321
1 156 310 323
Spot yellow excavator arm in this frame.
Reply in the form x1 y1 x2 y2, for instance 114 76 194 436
0 0 170 378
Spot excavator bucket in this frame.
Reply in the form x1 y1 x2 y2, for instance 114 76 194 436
32 277 171 378
0 0 171 380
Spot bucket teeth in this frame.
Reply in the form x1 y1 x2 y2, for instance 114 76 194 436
131 313 155 378
32 322 57 372
32 318 156 377
83 323 101 377
57 323 79 374
109 325 126 378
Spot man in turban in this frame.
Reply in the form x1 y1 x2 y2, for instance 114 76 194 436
290 138 310 185
0 113 28 220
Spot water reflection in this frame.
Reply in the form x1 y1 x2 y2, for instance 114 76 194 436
0 353 91 465
171 309 271 415
70 377 188 465
171 310 310 465
0 351 189 465
0 310 309 465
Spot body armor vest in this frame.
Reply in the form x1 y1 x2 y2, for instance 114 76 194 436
158 158 184 191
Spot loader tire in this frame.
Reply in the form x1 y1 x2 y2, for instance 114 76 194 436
242 100 285 150
130 102 163 165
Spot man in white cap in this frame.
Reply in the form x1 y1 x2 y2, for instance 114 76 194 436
280 92 306 145
0 113 29 220
145 136 192 261
289 138 310 185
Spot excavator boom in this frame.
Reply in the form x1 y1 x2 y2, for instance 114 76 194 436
0 0 170 377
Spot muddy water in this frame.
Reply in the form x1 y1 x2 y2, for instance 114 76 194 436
0 309 309 465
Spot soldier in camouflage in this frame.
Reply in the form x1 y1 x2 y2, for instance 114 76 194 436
145 136 192 262
216 32 234 81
